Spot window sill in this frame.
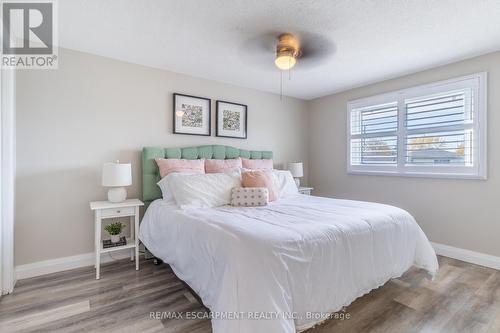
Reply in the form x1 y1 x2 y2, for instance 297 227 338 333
347 169 487 180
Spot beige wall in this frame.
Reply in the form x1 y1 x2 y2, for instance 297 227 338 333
15 48 309 265
16 47 500 266
309 51 500 257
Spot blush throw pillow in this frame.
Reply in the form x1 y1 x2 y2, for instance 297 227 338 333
241 158 273 170
241 170 278 201
231 187 269 207
205 157 243 174
155 158 205 178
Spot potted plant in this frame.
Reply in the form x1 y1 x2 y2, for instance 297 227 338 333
104 222 125 243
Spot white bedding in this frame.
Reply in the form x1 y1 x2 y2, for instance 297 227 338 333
139 195 438 333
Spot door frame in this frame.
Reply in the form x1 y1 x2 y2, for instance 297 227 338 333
1 67 16 295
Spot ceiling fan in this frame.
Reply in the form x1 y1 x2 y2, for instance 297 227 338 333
239 31 333 70
237 31 334 98
273 32 332 98
241 31 333 98
272 32 333 70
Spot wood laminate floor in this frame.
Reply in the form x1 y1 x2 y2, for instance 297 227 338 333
0 256 499 333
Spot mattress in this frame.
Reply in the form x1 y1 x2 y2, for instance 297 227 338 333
139 194 438 333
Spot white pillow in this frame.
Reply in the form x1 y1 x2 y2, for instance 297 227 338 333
165 172 241 209
157 176 176 203
272 170 299 198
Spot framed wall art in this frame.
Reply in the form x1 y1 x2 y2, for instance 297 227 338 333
173 93 211 136
216 100 247 139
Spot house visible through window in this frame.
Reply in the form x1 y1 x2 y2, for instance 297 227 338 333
347 73 487 179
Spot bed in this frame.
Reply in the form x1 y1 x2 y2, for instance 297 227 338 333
139 145 438 333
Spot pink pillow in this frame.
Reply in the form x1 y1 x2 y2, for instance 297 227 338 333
155 158 205 178
241 170 277 201
242 158 273 170
205 157 242 173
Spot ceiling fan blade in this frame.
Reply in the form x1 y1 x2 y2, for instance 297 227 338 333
237 32 278 71
296 32 336 69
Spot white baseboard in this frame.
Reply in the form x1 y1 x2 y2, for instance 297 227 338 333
431 242 500 270
15 242 499 281
15 250 132 280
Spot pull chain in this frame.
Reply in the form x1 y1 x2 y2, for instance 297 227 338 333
280 71 283 101
288 56 291 80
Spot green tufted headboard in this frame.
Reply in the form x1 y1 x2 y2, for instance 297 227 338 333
142 145 273 207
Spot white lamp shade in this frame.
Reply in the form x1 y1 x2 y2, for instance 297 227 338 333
288 162 303 178
102 162 132 187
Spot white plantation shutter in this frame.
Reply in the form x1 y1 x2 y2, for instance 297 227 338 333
404 90 473 167
350 102 398 167
347 73 486 178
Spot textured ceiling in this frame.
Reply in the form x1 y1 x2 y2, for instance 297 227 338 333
59 0 500 100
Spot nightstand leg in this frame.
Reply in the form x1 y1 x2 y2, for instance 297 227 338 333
93 224 96 268
130 216 134 261
95 211 101 279
135 209 139 270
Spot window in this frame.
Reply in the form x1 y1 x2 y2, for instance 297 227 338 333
347 73 487 179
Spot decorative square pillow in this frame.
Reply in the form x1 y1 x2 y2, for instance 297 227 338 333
205 157 242 174
241 158 273 170
155 158 205 178
231 187 269 207
241 170 278 201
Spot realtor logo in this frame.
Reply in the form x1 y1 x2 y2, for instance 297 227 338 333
1 0 58 69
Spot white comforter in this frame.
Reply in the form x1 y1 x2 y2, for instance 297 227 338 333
139 195 438 333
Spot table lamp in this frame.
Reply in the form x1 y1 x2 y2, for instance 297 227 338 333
288 162 303 188
102 161 132 203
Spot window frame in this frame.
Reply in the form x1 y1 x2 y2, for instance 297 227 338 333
346 72 487 179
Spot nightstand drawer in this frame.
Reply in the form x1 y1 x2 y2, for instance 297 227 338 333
101 206 135 218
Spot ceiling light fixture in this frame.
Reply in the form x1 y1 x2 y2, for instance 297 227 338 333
274 33 300 71
275 52 297 71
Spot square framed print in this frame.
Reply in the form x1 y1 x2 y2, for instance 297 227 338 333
173 93 211 136
216 100 247 139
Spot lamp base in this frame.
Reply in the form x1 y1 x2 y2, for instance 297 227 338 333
294 177 300 188
107 187 127 203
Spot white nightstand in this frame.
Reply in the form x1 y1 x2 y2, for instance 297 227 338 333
90 199 144 279
298 187 314 195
